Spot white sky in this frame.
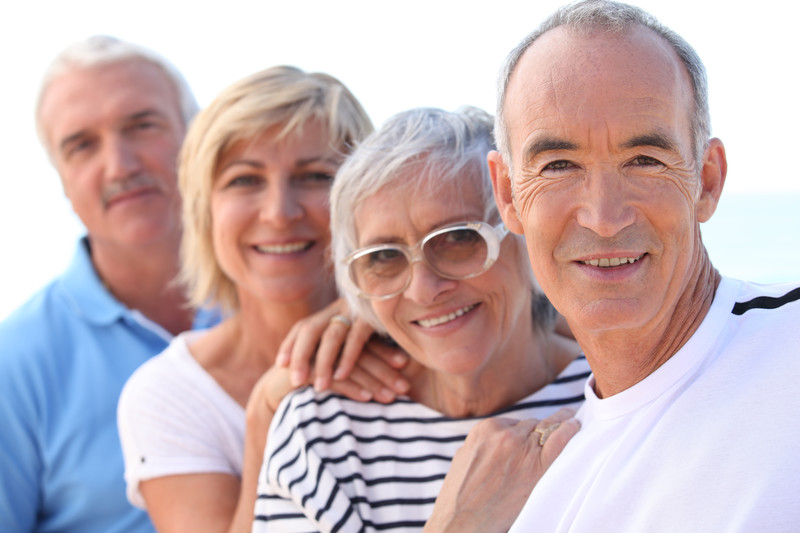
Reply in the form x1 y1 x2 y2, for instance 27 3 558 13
1 0 798 319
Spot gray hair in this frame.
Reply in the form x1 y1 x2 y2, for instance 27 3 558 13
331 106 554 333
495 0 710 165
35 35 198 160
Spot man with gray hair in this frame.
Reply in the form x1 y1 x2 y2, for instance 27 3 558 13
0 36 215 532
486 0 800 530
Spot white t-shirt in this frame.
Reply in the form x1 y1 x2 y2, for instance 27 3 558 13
254 357 591 532
510 277 800 533
117 331 245 508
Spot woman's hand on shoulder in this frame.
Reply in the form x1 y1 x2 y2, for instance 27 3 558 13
275 298 410 403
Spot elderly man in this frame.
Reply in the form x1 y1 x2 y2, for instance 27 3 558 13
485 1 800 531
0 37 215 532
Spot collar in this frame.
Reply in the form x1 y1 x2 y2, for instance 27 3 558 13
58 236 130 326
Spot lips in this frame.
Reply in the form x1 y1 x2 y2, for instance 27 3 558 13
579 253 645 268
415 303 478 328
254 241 313 254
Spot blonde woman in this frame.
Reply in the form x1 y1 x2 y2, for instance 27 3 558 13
117 66 406 533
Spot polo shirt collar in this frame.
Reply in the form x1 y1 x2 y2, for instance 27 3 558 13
59 237 129 326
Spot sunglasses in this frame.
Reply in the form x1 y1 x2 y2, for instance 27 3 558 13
344 221 509 300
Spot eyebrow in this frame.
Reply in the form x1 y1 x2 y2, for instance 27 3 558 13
360 213 482 248
58 109 167 154
219 155 339 174
622 132 677 152
523 137 578 166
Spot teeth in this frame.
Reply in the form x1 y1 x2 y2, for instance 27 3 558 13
417 303 477 328
581 254 643 268
255 242 311 254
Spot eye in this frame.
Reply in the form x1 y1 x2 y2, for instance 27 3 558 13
369 248 404 266
293 172 335 188
225 174 262 188
542 160 577 174
629 155 664 167
63 137 96 159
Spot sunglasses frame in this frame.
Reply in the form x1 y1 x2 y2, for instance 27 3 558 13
344 220 509 300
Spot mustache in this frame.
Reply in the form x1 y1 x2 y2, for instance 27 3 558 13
555 225 654 259
101 174 164 208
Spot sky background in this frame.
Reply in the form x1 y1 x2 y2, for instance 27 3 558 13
1 0 798 320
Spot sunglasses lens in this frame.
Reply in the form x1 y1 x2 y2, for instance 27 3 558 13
424 228 488 278
349 248 409 297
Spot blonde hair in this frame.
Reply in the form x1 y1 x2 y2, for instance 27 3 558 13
179 65 373 313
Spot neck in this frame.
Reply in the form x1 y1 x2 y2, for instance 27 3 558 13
407 306 578 418
89 234 193 336
234 286 337 367
578 251 721 398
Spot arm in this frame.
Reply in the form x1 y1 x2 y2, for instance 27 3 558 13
118 354 253 533
424 408 580 533
140 474 242 532
0 350 41 532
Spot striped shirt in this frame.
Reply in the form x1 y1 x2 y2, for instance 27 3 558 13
254 356 591 532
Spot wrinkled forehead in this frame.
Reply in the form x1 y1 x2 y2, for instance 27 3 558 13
353 162 488 242
41 60 182 148
504 25 694 158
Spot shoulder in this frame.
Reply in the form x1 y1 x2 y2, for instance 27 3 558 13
118 331 209 415
0 276 73 377
728 278 800 318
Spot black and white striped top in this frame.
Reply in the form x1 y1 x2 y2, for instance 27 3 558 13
253 356 591 532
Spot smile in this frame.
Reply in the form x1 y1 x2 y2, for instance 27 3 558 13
254 241 313 254
416 303 478 328
580 254 645 268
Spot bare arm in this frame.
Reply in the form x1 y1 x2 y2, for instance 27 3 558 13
140 473 243 533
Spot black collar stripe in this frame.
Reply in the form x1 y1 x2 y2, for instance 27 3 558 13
731 287 800 316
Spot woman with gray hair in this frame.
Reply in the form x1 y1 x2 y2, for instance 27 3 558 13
253 106 590 532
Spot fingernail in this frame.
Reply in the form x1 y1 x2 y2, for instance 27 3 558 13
378 388 395 402
392 354 407 367
314 377 326 392
360 389 372 401
290 371 304 387
394 378 410 393
333 368 346 381
276 352 289 367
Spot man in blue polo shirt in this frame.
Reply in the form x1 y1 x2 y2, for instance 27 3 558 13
0 36 216 533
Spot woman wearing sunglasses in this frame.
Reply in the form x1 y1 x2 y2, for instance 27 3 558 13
253 107 591 532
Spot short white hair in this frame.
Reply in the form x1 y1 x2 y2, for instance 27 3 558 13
331 106 554 333
35 35 198 160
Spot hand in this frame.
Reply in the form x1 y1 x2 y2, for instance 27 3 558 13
275 298 409 402
424 407 580 533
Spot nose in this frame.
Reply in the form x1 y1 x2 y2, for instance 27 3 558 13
402 260 457 306
103 136 142 181
575 167 636 237
259 181 304 228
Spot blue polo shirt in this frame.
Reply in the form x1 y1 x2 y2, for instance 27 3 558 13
0 238 217 532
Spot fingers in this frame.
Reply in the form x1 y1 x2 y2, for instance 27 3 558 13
332 319 376 381
312 314 355 390
275 299 350 387
533 407 580 466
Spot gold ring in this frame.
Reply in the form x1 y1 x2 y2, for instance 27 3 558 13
330 314 352 328
533 422 560 447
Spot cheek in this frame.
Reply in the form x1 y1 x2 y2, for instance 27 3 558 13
370 300 399 336
303 191 332 232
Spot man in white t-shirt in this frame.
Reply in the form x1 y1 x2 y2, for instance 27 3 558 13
481 0 800 531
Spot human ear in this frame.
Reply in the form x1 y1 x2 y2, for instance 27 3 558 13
696 138 727 223
488 150 524 234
